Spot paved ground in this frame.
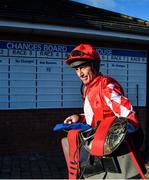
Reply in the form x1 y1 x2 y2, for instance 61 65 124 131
0 152 67 179
0 152 148 179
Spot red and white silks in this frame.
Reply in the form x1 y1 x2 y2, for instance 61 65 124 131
61 75 145 179
82 75 139 129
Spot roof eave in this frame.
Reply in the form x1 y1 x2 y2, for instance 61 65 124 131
0 20 149 44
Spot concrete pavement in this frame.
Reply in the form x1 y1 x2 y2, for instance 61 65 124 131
0 152 67 179
0 152 148 179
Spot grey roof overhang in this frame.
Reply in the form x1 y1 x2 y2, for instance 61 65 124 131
0 0 149 44
0 20 149 44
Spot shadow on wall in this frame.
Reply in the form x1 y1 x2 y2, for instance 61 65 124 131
0 108 82 154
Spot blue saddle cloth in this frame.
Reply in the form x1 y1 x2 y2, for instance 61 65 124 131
53 122 91 132
53 122 136 134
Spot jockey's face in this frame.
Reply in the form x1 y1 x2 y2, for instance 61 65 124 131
75 64 96 85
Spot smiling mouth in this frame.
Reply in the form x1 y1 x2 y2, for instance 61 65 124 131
81 77 88 81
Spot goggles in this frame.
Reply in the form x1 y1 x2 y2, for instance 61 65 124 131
67 50 96 60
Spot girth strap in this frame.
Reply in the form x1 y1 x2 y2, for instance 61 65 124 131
67 129 81 179
91 118 115 156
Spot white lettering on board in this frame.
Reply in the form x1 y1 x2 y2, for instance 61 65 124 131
7 42 42 50
43 45 67 52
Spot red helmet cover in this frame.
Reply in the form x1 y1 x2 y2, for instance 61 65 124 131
65 44 100 67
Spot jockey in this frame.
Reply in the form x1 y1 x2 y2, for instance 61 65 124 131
61 44 146 179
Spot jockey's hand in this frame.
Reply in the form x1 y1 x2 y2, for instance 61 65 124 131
64 114 80 124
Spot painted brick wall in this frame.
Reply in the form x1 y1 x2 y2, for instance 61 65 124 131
0 108 82 154
0 107 147 155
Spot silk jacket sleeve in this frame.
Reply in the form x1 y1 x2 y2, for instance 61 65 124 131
102 77 139 128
